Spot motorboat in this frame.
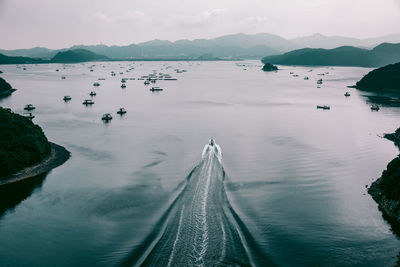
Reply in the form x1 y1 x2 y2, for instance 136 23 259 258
150 87 163 92
24 104 36 111
121 84 126 88
317 79 323 85
102 113 112 121
89 91 96 96
63 96 72 101
93 82 100 86
82 99 94 105
344 92 351 97
317 105 330 110
304 77 309 80
117 108 127 115
144 80 150 85
371 105 380 111
209 139 215 146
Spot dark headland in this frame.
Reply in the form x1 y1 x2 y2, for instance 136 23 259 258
0 77 16 98
368 127 400 235
356 62 400 91
0 107 70 186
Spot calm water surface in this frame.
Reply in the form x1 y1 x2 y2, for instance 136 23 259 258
0 61 399 266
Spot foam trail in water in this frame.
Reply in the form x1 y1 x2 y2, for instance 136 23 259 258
121 140 274 267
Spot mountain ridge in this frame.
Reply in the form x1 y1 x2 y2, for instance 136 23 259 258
2 32 399 60
262 43 400 67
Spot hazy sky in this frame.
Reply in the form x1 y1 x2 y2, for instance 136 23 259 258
1 0 400 49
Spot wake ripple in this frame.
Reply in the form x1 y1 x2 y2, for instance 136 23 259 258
120 142 274 266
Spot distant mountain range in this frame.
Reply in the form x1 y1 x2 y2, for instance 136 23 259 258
0 49 109 64
1 32 399 60
262 43 400 67
290 33 400 49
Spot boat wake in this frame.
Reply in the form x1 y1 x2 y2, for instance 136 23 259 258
121 140 273 266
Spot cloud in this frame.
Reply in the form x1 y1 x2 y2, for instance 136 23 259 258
94 10 147 24
173 9 227 27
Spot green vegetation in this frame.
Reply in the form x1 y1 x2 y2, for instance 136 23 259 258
0 107 51 177
262 63 278 71
356 62 400 90
50 49 109 63
262 43 400 67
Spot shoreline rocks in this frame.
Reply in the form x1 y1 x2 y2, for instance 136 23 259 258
368 127 400 236
0 142 70 186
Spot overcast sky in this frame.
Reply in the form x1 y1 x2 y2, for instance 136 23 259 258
0 0 400 49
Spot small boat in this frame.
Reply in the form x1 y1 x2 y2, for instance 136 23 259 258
90 69 94 72
150 87 163 92
317 79 323 85
24 104 36 111
89 91 96 96
121 84 126 88
371 105 380 111
317 105 330 110
102 113 113 121
344 92 351 97
144 80 150 85
163 78 177 81
93 82 100 86
82 99 94 105
24 113 35 120
117 108 127 115
63 96 72 101
61 76 66 79
293 74 299 77
56 69 59 72
98 78 106 80
121 79 126 83
304 77 309 80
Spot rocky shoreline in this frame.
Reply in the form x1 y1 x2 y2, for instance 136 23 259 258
0 142 70 186
368 128 400 235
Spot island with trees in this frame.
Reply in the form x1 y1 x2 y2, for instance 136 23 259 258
0 107 70 185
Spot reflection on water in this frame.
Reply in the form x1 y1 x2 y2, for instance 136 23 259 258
0 173 47 218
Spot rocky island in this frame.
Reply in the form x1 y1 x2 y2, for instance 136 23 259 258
0 107 70 186
262 63 278 71
0 77 16 98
